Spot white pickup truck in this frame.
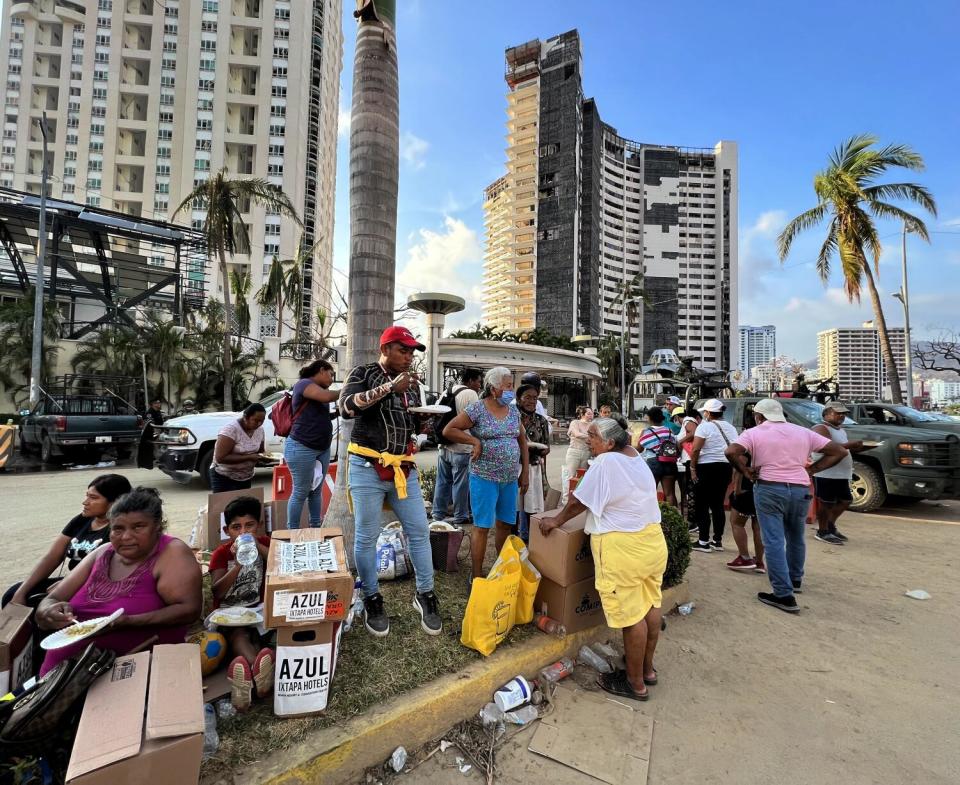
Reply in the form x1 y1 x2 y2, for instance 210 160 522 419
140 391 341 487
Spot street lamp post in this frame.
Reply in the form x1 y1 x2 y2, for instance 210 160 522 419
893 222 914 405
29 113 50 407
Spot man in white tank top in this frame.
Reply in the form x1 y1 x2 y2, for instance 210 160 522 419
811 404 866 544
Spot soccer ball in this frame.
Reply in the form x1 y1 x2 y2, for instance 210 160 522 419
189 630 227 676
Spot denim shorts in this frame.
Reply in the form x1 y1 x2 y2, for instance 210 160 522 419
469 474 518 529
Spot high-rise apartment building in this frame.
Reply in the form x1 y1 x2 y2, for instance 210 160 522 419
482 30 738 370
738 324 776 376
0 0 342 343
818 324 907 401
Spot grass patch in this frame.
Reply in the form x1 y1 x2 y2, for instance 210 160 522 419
201 537 536 778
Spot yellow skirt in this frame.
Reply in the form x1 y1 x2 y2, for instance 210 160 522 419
591 526 668 629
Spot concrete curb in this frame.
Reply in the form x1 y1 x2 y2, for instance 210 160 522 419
215 582 689 785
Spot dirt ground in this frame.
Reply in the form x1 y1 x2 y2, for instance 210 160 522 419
2 455 959 785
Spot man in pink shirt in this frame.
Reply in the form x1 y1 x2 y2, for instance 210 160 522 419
725 399 848 613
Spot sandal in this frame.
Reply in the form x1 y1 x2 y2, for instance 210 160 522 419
644 668 658 686
597 669 649 701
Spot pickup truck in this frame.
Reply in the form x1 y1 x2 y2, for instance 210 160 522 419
844 402 960 436
19 395 144 464
140 390 341 487
699 397 960 512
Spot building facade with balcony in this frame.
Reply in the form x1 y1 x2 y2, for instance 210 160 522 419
482 29 739 371
818 324 908 401
0 0 342 351
738 324 776 377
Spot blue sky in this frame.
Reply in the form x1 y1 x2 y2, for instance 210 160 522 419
332 0 960 364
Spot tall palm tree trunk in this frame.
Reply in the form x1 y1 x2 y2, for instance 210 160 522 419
327 4 400 553
218 248 234 411
862 263 904 404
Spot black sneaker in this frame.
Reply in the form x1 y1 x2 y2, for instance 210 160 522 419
792 580 803 594
831 529 849 542
691 540 713 553
757 592 799 613
413 591 442 636
363 593 389 637
815 531 845 545
687 522 700 533
710 540 724 551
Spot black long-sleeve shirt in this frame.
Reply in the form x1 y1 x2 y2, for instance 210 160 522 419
338 362 422 455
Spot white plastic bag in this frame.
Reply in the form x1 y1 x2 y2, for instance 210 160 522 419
375 522 411 580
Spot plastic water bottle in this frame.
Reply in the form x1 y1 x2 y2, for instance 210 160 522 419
677 602 695 616
578 645 613 673
236 533 259 567
539 656 575 684
534 614 567 637
503 705 538 725
202 703 219 760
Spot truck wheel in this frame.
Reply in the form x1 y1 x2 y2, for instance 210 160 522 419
40 435 61 465
849 462 886 513
198 449 214 488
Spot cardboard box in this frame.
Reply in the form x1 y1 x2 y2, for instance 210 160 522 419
274 622 342 717
66 644 204 785
528 508 594 586
263 529 354 627
197 487 267 550
534 575 605 634
0 603 33 695
544 487 562 511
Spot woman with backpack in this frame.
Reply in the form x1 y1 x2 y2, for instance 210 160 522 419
283 359 339 528
636 407 679 507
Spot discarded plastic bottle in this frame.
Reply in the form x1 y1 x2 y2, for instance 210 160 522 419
479 702 505 725
235 533 259 567
503 705 538 725
202 703 219 760
578 645 613 673
539 656 575 684
343 581 364 632
534 613 567 637
677 602 695 616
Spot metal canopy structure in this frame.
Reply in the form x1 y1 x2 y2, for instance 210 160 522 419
0 187 208 339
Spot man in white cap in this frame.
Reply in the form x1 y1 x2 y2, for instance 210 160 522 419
725 399 848 613
811 403 866 544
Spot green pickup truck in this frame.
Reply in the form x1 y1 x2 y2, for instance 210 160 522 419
700 397 960 512
844 402 960 436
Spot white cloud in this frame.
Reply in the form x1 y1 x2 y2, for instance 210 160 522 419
400 132 429 170
337 106 351 138
739 209 789 301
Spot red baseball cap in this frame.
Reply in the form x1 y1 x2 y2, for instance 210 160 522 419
379 325 426 351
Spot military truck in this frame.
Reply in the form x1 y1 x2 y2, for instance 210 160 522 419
698 397 960 512
845 402 960 436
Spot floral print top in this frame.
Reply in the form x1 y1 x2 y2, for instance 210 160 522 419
465 399 521 483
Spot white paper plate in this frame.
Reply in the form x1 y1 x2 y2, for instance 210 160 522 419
41 608 125 650
205 606 264 628
862 440 883 448
527 442 549 451
409 405 451 415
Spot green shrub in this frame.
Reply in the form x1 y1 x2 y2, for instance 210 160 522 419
418 465 437 502
660 502 691 589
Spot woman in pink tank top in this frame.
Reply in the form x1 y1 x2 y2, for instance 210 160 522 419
36 487 203 675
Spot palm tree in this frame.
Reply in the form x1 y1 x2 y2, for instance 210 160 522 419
256 240 315 340
72 326 141 379
778 135 937 404
173 170 302 410
229 268 254 338
139 311 189 404
0 291 61 407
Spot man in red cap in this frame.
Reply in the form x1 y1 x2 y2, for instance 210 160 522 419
338 325 442 638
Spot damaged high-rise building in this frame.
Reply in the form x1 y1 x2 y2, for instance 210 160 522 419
482 29 739 370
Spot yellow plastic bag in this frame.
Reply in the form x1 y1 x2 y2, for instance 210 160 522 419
460 556 521 656
502 535 541 625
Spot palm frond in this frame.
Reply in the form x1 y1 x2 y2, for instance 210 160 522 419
776 203 827 260
829 134 878 170
836 232 865 302
862 183 937 220
815 218 838 282
866 201 931 242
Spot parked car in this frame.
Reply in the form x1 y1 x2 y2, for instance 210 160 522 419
19 395 143 464
697 397 960 512
844 402 960 436
140 390 341 487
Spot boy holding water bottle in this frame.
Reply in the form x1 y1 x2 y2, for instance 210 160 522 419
209 496 273 711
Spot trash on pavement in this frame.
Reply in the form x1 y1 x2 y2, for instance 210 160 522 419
904 589 931 600
493 674 532 711
578 644 613 673
202 703 219 760
539 656 575 684
677 602 695 615
390 746 407 772
456 757 472 774
503 705 538 725
479 702 504 726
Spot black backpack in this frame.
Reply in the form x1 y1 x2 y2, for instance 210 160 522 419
434 386 466 446
645 428 679 461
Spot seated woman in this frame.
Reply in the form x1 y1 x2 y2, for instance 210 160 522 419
209 403 267 492
3 474 133 609
538 415 667 701
35 487 202 676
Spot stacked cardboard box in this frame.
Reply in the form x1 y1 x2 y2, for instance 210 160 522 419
0 603 33 695
263 529 352 716
528 509 604 633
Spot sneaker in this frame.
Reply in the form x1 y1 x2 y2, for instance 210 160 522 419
413 591 442 636
831 528 849 542
691 540 713 553
726 555 756 571
792 580 803 594
252 648 275 698
687 522 700 533
710 540 724 551
815 531 845 545
228 656 254 712
363 592 390 637
757 592 800 614
754 560 766 574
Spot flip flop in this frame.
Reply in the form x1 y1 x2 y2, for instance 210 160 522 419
644 668 658 686
597 670 649 701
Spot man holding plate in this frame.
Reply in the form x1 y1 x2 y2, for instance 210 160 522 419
338 325 443 639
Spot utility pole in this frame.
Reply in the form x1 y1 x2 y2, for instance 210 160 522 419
29 113 50 408
900 222 914 405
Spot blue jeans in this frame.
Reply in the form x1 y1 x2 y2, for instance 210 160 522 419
348 456 434 598
432 448 472 522
754 482 811 597
284 437 331 529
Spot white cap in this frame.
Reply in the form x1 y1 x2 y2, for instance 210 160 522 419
754 398 786 423
698 398 725 414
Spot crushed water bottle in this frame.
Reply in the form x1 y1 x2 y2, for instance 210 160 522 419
503 705 538 725
677 602 695 616
202 703 219 760
236 533 259 567
578 645 613 673
343 581 364 632
479 702 505 726
539 656 575 684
